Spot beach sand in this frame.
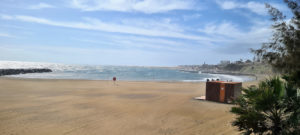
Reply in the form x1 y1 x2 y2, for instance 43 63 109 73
0 78 258 135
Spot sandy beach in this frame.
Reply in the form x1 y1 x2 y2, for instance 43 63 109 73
0 78 258 135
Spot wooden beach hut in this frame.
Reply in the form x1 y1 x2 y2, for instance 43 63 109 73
205 81 242 103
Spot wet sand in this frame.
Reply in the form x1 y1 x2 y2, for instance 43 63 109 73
0 78 258 135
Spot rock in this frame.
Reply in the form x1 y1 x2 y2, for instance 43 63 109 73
0 68 52 76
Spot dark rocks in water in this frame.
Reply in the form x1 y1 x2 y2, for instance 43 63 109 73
0 68 52 76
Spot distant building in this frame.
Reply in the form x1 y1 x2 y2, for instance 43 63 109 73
220 60 230 65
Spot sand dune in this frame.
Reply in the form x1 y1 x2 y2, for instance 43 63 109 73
0 78 257 135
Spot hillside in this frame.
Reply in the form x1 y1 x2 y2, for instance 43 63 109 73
178 62 275 76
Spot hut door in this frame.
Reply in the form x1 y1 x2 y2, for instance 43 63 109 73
220 83 225 102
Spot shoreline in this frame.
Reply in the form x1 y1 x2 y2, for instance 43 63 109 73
0 74 257 83
0 76 201 83
201 71 256 76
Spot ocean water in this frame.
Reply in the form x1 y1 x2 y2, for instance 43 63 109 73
0 61 254 82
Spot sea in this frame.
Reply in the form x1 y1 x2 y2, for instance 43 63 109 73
0 61 254 82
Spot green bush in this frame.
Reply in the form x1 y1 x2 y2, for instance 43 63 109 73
231 77 300 135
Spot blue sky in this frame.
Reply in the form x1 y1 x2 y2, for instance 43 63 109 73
0 0 291 66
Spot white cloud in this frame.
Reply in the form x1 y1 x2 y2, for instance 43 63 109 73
120 18 184 32
70 0 195 13
216 0 268 15
198 20 272 54
0 33 14 38
183 13 201 21
28 3 55 10
218 1 238 10
0 14 13 20
244 1 268 15
0 14 212 41
199 22 243 38
216 0 289 16
73 35 190 52
1 13 271 54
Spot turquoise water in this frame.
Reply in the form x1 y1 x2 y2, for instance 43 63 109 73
5 63 254 82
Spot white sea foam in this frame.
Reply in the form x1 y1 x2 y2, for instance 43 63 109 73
0 60 94 72
182 79 206 82
208 73 253 82
0 61 62 70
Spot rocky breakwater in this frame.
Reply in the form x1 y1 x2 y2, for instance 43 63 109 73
0 68 52 76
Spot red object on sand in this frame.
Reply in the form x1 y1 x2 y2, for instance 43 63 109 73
113 77 116 81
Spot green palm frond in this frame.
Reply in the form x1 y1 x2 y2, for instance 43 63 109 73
231 76 299 134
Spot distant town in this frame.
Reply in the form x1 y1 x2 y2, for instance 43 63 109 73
176 58 274 76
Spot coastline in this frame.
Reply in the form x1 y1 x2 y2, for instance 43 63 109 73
0 74 257 83
0 61 256 82
0 77 259 135
1 75 261 84
0 76 209 83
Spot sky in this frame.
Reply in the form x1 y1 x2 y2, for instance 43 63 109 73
0 0 292 66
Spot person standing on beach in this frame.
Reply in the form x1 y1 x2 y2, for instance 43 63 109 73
113 77 117 85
